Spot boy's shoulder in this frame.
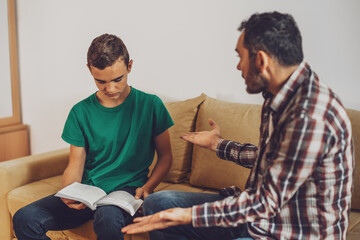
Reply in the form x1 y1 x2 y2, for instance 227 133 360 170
132 87 161 103
72 93 96 110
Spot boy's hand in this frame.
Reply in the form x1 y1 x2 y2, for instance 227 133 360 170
135 187 150 200
61 198 87 210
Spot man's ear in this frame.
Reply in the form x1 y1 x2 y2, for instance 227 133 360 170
255 51 270 74
127 59 133 73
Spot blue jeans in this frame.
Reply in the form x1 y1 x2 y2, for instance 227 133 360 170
13 187 137 240
143 191 253 240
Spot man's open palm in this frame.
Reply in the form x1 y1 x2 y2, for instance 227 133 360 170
180 118 221 152
122 207 192 234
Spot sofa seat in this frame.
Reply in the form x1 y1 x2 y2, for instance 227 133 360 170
7 175 218 240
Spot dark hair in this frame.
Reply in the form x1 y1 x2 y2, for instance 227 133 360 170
87 34 130 69
239 11 303 66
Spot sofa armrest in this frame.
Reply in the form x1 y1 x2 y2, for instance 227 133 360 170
0 148 69 240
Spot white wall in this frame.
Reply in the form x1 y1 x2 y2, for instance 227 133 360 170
0 0 13 118
16 0 360 154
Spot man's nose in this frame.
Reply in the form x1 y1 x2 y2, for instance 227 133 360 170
237 63 242 71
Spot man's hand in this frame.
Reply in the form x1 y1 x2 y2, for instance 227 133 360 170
122 207 192 234
180 118 222 152
61 198 87 210
135 187 150 200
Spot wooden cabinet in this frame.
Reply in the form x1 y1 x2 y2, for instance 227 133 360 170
0 124 30 162
0 0 30 162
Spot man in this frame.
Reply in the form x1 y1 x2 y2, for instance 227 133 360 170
122 11 354 239
13 34 174 240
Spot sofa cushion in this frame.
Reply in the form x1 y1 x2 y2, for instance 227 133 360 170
349 210 360 232
158 94 206 183
154 181 217 194
190 96 261 190
7 175 63 216
347 109 360 210
348 232 360 240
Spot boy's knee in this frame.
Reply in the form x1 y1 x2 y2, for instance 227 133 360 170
13 207 35 228
13 206 44 238
94 221 124 240
94 218 125 240
93 206 128 240
13 208 24 231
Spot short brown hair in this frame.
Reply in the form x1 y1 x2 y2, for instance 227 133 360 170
239 11 303 66
87 34 130 69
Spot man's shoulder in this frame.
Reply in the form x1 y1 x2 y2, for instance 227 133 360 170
292 70 349 127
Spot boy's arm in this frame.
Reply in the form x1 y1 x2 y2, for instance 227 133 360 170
135 130 172 199
61 144 87 209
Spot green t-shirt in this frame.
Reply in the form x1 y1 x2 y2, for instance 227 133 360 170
61 87 174 193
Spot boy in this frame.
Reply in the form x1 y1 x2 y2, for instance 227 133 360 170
13 34 174 240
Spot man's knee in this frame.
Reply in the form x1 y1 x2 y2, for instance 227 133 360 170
143 191 179 215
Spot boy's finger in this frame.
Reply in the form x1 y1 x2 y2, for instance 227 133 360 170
135 188 143 200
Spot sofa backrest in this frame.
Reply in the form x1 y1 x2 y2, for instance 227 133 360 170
149 94 206 183
190 96 260 190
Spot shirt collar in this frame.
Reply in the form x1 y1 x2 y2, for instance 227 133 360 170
269 61 309 113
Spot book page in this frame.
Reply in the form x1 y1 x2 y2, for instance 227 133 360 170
55 182 107 211
95 190 143 216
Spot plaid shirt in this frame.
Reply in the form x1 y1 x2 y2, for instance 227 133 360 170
192 62 354 239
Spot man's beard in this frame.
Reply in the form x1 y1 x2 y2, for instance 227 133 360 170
245 58 268 94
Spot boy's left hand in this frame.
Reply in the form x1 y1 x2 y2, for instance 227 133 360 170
135 187 150 200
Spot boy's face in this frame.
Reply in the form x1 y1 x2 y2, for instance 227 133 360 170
89 58 133 104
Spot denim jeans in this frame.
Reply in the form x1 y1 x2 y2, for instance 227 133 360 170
143 191 253 240
13 187 137 240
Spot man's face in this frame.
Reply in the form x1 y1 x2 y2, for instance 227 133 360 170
236 32 267 94
89 59 132 102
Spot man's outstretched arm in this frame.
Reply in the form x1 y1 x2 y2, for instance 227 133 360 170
181 118 258 168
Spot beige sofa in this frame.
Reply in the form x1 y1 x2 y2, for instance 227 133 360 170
1 94 360 240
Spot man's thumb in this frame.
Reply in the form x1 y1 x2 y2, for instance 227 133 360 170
208 118 217 129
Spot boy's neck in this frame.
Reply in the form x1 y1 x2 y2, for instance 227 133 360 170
96 86 131 108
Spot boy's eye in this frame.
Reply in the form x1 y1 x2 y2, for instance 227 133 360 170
114 78 121 82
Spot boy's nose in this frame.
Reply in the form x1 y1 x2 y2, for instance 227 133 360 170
106 83 116 92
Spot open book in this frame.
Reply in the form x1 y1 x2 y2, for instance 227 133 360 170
55 182 143 216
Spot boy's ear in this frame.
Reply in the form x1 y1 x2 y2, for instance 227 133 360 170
255 50 269 74
127 59 133 73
